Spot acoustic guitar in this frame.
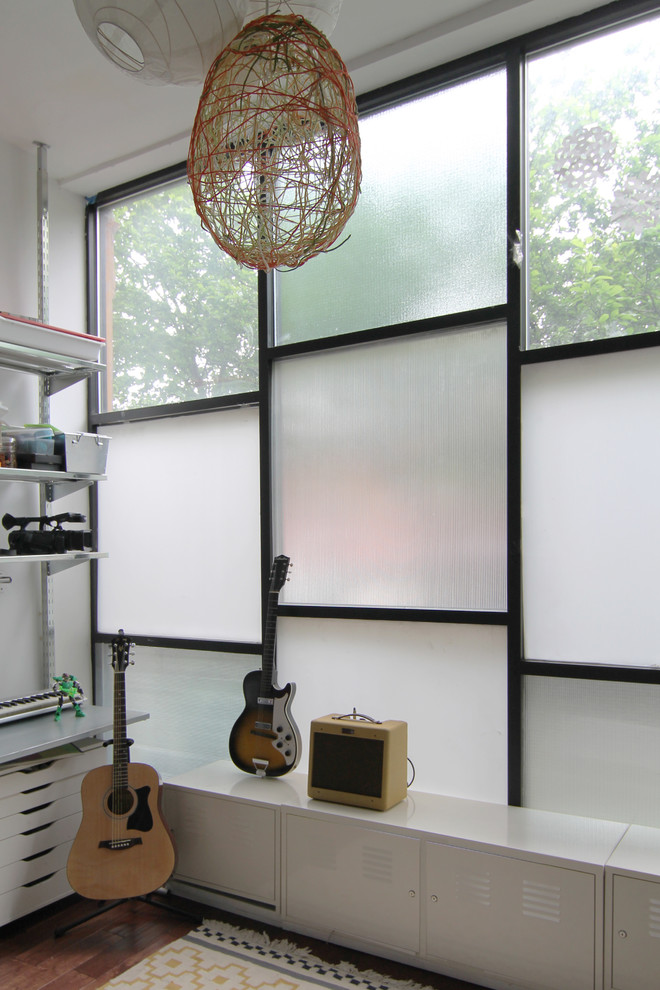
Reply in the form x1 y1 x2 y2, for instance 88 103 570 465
229 554 301 776
66 630 175 900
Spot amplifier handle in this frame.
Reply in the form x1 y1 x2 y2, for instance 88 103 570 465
331 708 381 724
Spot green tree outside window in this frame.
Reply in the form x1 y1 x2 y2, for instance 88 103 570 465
100 179 258 411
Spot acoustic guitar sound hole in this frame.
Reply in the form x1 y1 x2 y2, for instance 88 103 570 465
107 787 134 816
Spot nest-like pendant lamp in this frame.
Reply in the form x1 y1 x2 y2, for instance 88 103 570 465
187 12 361 271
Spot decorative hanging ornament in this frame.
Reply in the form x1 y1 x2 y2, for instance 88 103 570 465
187 12 361 271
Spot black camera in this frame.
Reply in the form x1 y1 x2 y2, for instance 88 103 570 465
2 512 93 555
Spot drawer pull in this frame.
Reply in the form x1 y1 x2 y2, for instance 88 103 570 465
21 802 53 816
23 872 56 887
21 821 54 836
23 847 55 862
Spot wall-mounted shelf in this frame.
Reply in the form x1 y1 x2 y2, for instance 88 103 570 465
0 551 108 575
0 314 108 680
0 466 106 502
0 339 105 392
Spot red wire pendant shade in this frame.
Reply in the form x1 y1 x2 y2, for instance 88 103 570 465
188 12 361 271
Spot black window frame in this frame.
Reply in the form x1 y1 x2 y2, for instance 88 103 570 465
85 0 660 808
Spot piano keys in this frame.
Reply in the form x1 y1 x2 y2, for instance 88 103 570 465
0 691 85 723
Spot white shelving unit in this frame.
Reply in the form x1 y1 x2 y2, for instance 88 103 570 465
0 313 107 681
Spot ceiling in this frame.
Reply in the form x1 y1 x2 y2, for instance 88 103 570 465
0 0 601 198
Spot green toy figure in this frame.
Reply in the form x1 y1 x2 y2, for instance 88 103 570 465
53 673 85 721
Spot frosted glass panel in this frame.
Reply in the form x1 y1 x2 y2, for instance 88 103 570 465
97 408 261 641
276 70 507 344
96 644 257 780
523 675 660 827
522 347 660 663
272 324 507 610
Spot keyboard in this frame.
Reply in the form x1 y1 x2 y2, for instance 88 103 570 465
0 691 85 723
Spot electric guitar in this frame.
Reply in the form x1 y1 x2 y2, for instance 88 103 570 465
229 554 301 776
66 631 176 900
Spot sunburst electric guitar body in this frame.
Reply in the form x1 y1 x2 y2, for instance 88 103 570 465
67 631 175 900
229 555 301 777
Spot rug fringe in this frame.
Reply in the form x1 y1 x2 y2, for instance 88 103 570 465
200 919 430 990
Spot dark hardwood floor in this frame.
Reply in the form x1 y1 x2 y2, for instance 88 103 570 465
0 893 483 990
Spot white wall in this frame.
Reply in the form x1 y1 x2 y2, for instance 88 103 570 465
0 136 90 698
278 617 508 802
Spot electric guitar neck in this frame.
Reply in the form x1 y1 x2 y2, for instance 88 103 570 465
229 555 301 777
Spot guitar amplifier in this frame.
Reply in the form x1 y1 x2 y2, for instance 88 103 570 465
307 714 408 811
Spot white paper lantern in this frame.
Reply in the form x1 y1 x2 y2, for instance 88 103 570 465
72 0 248 85
241 1 343 38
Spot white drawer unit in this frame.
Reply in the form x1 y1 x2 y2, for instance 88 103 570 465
0 811 81 865
0 745 106 798
0 867 75 928
0 741 107 926
0 767 88 820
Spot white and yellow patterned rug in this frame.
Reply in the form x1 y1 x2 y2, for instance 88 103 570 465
101 920 428 990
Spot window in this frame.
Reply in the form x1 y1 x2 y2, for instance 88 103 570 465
526 13 660 348
270 66 508 615
97 644 259 780
95 175 258 413
521 347 660 665
276 69 507 345
86 1 660 818
272 324 507 611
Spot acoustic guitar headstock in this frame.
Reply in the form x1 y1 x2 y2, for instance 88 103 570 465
111 629 134 673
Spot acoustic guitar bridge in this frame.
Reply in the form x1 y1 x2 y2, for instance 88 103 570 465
98 837 143 850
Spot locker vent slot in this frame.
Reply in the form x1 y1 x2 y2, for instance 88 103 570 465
649 896 660 938
457 871 492 908
522 879 561 923
362 845 393 883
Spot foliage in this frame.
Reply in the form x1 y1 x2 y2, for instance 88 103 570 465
527 22 660 347
104 179 258 410
105 19 660 394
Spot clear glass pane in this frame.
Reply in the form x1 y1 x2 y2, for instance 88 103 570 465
97 644 258 780
276 70 507 345
97 408 262 642
523 675 660 827
272 323 507 610
97 178 258 411
521 347 660 664
526 14 660 348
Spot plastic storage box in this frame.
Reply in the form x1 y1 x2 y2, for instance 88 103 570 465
2 427 56 468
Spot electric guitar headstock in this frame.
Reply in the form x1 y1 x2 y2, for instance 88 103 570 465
269 554 291 594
